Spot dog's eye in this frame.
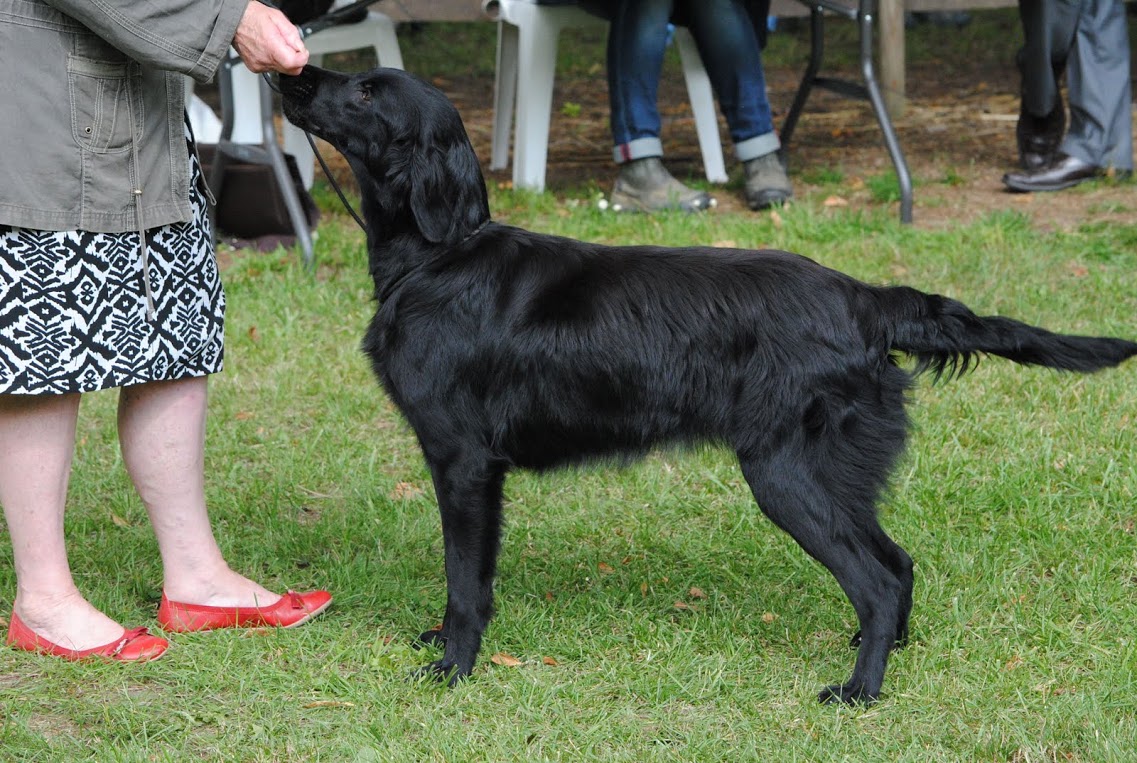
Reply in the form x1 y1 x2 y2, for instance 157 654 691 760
358 86 372 103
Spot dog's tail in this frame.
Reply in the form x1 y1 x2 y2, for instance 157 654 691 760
878 285 1137 379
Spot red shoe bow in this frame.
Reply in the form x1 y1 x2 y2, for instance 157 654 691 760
6 611 168 662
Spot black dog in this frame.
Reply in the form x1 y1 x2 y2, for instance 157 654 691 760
279 66 1136 704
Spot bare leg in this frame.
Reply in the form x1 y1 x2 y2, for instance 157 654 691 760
0 393 125 650
117 377 280 609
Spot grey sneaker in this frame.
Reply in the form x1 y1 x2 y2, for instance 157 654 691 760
610 157 714 213
743 152 793 210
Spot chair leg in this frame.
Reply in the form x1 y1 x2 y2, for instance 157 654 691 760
369 12 404 68
674 28 728 184
228 64 266 144
511 10 562 191
258 79 314 268
782 3 912 224
491 21 520 172
781 7 825 150
856 8 912 223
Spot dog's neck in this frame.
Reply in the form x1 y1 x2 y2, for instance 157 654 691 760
362 211 492 304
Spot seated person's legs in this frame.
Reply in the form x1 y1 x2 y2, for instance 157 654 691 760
683 0 790 209
606 0 712 212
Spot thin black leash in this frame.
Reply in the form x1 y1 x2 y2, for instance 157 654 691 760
305 124 368 231
255 0 370 232
259 72 367 232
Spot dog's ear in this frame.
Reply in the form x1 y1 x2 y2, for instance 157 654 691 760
410 136 489 244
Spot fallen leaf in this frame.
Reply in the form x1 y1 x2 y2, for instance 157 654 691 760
598 562 615 574
689 587 707 599
542 656 559 666
247 326 260 342
674 601 690 611
640 582 649 596
303 701 356 709
234 411 254 421
491 652 522 667
761 612 777 623
1004 656 1024 671
111 514 132 528
823 195 849 207
545 591 555 601
390 482 423 500
712 240 737 249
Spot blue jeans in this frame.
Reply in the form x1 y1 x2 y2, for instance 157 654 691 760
608 0 779 164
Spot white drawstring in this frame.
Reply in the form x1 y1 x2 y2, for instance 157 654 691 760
126 79 157 322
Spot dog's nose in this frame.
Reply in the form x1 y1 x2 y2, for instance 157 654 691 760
278 66 318 101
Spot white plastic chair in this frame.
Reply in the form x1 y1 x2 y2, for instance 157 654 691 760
486 0 728 192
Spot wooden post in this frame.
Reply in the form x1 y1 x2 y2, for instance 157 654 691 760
879 0 906 116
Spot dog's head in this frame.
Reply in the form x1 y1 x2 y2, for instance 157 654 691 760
279 66 489 244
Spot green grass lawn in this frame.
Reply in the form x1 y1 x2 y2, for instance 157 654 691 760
2 185 1134 762
3 13 1137 762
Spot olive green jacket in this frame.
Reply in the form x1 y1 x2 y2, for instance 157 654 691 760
0 0 248 233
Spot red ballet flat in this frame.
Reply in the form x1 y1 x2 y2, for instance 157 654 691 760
156 589 332 633
6 610 168 662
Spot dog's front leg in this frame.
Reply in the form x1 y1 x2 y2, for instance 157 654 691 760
415 449 507 685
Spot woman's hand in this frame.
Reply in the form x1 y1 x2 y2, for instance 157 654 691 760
232 1 309 75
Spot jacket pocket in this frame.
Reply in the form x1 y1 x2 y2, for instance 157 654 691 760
68 54 136 154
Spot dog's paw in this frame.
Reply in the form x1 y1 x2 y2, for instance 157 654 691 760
412 660 468 687
817 682 878 706
416 627 448 649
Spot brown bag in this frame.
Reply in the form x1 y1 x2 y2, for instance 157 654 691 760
197 144 320 246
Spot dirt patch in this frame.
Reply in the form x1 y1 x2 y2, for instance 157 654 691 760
437 26 1136 231
282 15 1134 231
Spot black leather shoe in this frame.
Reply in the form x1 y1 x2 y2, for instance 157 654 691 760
1002 154 1101 193
1016 104 1065 170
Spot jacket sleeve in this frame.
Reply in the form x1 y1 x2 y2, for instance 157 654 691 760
41 0 250 82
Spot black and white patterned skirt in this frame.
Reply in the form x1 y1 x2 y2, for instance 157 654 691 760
0 137 224 395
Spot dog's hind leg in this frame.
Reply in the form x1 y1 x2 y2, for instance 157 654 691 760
851 524 913 650
416 448 507 685
736 447 903 705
